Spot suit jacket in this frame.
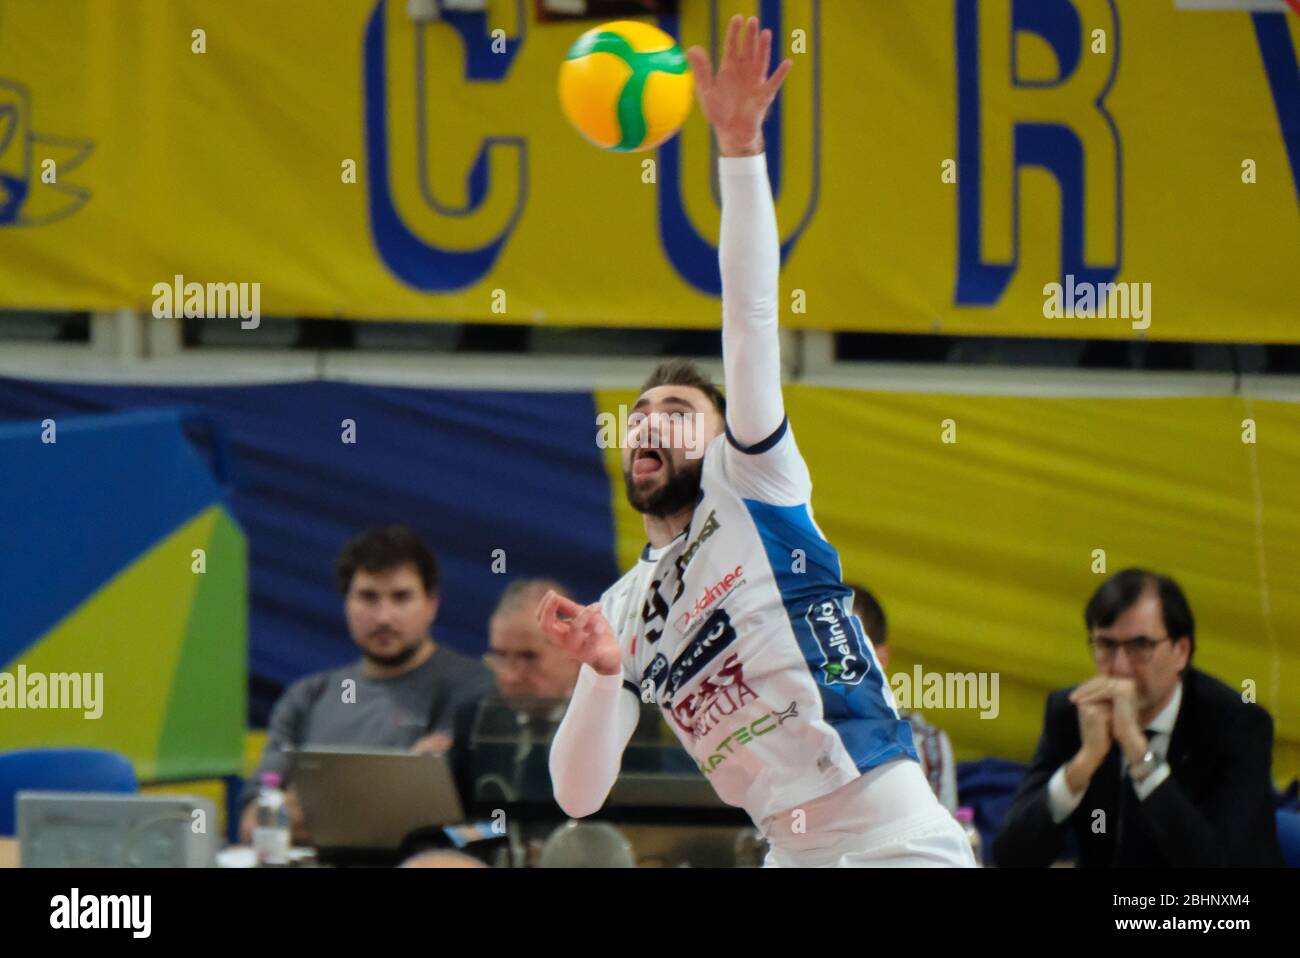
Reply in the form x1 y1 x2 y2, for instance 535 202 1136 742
993 667 1283 867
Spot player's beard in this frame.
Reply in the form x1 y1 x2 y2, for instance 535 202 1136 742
623 455 702 518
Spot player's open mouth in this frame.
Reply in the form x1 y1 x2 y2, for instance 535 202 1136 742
633 448 665 479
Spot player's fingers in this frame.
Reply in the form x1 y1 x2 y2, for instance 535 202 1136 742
740 16 758 64
723 14 743 65
536 590 562 628
761 58 793 97
537 590 580 640
535 589 555 626
754 28 772 78
551 593 586 620
685 46 713 93
547 623 574 646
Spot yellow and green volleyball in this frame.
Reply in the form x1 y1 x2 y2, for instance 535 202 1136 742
558 21 694 153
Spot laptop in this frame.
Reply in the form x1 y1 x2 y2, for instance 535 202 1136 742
290 747 465 853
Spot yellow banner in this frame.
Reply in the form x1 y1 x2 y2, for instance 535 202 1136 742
1 0 1297 340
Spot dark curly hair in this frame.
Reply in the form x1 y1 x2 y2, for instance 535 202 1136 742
335 525 439 595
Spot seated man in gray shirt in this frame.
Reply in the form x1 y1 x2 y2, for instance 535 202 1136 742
238 525 493 844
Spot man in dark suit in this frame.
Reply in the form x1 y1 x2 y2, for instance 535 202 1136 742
993 568 1282 867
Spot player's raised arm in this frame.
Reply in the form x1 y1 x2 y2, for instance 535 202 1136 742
687 17 792 449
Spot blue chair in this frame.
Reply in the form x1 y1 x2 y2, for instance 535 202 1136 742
0 748 138 835
1277 810 1300 868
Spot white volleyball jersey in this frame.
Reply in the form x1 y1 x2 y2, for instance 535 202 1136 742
601 421 919 824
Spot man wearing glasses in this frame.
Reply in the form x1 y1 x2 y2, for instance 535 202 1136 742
451 580 583 809
482 579 582 708
993 568 1283 867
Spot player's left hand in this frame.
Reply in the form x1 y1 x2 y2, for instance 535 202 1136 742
535 589 622 676
686 15 792 157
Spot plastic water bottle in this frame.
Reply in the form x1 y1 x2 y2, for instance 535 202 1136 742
955 807 982 866
253 772 291 866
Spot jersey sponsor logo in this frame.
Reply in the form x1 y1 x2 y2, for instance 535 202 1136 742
640 510 722 644
641 578 671 645
668 651 755 742
665 607 737 701
805 598 869 685
674 564 745 636
698 700 799 775
639 653 669 704
671 509 721 599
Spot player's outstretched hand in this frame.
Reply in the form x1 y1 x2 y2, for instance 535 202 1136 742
686 14 792 157
536 589 622 677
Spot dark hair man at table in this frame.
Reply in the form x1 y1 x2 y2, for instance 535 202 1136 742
993 568 1283 867
238 526 492 844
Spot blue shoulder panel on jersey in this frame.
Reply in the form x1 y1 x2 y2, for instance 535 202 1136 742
741 497 919 771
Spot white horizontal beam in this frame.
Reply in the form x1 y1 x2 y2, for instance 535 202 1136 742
0 340 1297 401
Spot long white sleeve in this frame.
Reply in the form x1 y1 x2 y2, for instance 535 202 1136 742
549 663 641 818
719 153 785 448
